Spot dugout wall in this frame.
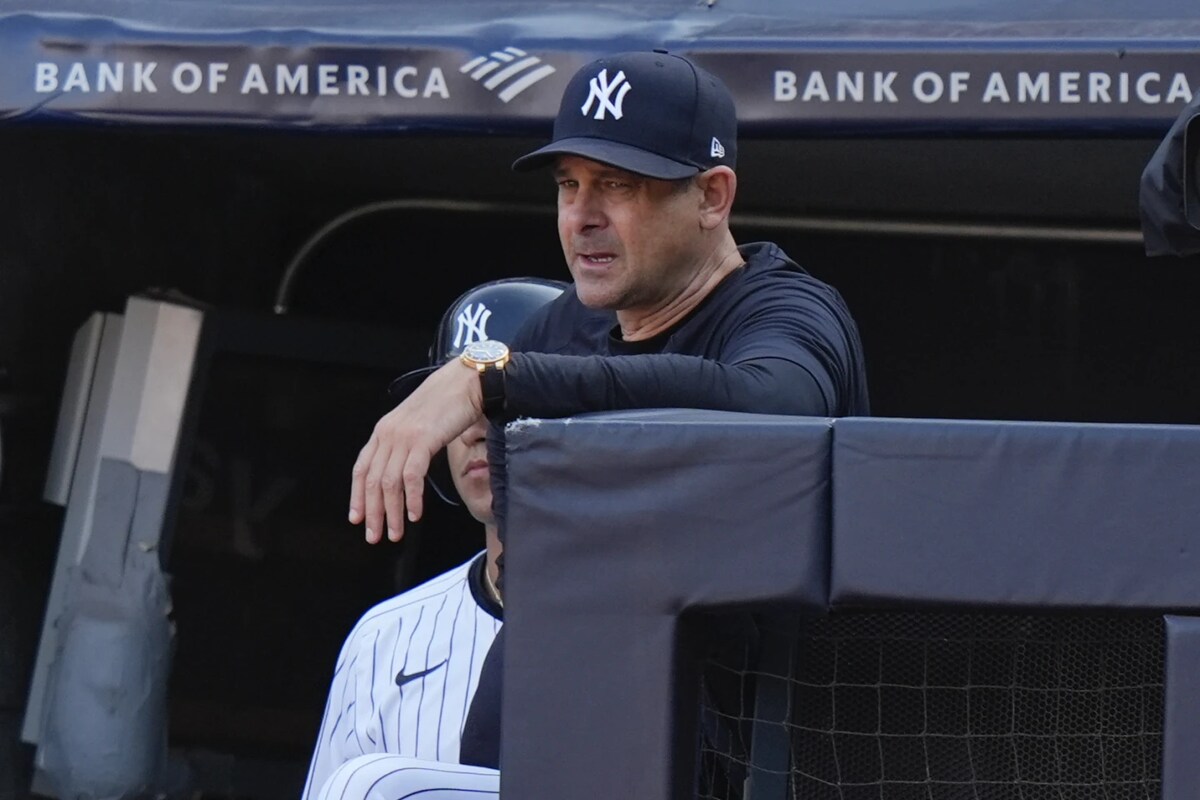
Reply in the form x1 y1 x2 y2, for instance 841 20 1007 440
501 411 1200 799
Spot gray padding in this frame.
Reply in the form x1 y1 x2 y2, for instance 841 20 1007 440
36 458 172 800
1163 616 1200 799
501 410 831 800
832 418 1200 609
79 458 140 587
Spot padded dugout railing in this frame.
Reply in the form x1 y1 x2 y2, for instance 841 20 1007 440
499 412 1200 800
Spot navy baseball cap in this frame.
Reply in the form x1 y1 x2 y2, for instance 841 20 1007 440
512 50 737 180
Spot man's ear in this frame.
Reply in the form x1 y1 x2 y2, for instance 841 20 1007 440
697 166 737 230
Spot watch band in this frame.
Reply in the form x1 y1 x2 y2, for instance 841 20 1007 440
480 361 507 418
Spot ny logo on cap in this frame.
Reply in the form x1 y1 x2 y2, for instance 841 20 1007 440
454 303 492 348
581 68 631 120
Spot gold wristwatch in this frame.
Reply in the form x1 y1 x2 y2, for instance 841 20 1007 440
460 340 510 416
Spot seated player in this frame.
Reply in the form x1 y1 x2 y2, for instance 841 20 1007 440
302 278 564 800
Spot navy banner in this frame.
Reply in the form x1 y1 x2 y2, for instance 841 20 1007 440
0 16 587 129
4 13 1200 133
700 48 1200 132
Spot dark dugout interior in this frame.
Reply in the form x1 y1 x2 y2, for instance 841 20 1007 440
2 124 1199 790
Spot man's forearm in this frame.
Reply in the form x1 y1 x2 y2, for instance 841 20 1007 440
501 352 829 419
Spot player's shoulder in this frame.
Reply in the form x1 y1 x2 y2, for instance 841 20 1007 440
739 241 814 284
349 553 482 632
735 241 851 307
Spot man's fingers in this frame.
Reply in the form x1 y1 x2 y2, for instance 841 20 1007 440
363 460 385 544
363 442 400 545
382 448 408 543
349 436 378 525
353 363 478 541
402 448 432 526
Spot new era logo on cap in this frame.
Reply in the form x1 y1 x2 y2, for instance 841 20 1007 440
512 50 737 180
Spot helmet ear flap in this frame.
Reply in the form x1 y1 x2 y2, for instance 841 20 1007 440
427 449 460 506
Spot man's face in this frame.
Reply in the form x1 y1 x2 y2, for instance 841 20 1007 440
446 415 493 525
555 155 703 313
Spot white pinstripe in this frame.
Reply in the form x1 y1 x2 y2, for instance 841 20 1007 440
315 754 498 800
304 554 502 800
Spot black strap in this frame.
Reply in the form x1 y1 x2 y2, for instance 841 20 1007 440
480 364 506 418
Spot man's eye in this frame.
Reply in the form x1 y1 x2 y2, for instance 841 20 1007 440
603 179 631 190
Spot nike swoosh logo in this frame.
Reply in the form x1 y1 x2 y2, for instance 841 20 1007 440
395 660 448 688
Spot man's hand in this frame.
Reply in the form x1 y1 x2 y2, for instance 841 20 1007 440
350 359 484 544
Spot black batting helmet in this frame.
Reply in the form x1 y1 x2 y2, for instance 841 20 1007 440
389 277 567 504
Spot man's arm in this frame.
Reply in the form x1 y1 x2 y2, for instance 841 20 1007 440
351 331 848 541
350 269 865 540
349 349 828 541
500 352 829 419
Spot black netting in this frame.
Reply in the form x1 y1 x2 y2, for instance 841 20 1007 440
699 612 1164 800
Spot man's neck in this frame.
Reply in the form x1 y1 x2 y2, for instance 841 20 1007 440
484 524 502 589
617 236 743 342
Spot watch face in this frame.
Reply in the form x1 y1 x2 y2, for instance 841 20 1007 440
463 340 509 362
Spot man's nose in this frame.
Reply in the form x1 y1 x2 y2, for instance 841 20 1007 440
562 186 605 232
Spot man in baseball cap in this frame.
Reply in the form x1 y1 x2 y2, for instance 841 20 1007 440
348 48 868 787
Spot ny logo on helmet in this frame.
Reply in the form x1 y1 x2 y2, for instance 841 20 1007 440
454 303 492 348
581 68 631 120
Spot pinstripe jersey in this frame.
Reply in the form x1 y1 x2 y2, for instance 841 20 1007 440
312 754 498 800
303 552 502 800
